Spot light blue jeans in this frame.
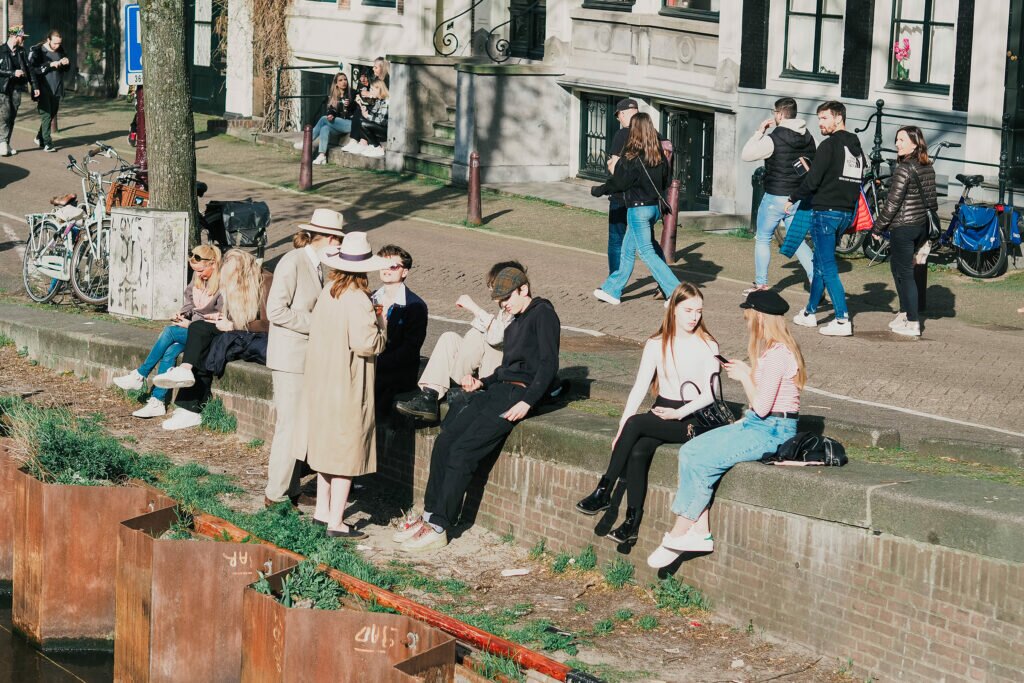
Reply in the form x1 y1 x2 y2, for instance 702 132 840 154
312 116 352 154
600 205 680 299
671 410 797 520
804 209 853 321
137 325 189 401
755 193 814 286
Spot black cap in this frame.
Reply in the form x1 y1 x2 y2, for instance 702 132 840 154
739 289 790 316
615 98 639 113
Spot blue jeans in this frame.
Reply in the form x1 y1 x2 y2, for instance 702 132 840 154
671 410 797 520
804 210 852 320
312 116 352 154
138 325 188 401
755 194 814 286
600 205 680 299
608 197 627 274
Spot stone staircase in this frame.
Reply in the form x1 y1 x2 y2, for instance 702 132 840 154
402 105 457 183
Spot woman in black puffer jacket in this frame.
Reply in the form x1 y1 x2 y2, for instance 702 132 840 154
871 125 938 337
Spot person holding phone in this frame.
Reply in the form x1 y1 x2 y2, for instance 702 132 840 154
113 245 224 418
299 73 355 165
576 282 723 545
394 265 561 552
740 97 817 294
648 289 805 567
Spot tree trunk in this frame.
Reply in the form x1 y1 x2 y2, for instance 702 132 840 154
138 0 200 244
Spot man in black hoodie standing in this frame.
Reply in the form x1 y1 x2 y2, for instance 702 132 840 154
28 30 70 152
394 265 561 552
786 100 863 337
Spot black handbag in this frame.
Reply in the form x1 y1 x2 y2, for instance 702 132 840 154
680 373 736 434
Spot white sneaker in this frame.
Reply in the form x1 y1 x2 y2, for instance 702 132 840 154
819 319 853 337
161 408 202 431
0 142 9 156
312 154 327 165
392 517 424 543
892 320 921 337
153 365 195 389
33 135 41 147
593 288 621 305
113 369 145 391
792 310 817 328
362 146 385 158
402 524 448 552
888 312 908 330
293 141 304 150
341 140 361 153
132 397 166 418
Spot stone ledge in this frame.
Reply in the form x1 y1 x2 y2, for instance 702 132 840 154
2 301 1023 563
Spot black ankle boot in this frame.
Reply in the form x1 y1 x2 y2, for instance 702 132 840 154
607 507 643 544
395 388 440 422
576 477 612 515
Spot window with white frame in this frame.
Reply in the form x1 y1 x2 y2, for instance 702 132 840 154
888 0 954 92
783 0 845 83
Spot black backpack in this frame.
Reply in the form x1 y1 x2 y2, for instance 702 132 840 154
760 432 848 467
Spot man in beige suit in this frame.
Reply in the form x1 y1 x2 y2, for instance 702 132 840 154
264 209 344 506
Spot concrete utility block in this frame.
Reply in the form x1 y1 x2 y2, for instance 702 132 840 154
917 437 1024 470
108 208 189 320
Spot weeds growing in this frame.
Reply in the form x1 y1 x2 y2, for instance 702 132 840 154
200 398 237 433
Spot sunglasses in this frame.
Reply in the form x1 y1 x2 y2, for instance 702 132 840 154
189 253 212 263
381 264 406 271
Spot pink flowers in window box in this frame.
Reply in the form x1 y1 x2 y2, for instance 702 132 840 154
893 37 911 80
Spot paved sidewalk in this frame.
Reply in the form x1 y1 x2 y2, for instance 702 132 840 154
0 96 1022 452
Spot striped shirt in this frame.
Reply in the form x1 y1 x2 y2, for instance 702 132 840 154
751 343 801 416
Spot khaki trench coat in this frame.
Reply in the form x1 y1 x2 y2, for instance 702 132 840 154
293 286 386 476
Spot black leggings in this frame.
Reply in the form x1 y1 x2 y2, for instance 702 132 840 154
889 222 927 322
604 396 693 511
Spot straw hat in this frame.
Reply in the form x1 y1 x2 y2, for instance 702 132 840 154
298 208 344 237
320 232 388 273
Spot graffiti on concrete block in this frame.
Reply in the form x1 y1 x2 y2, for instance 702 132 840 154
113 213 150 317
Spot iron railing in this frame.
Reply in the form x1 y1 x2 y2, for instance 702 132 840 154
432 0 546 63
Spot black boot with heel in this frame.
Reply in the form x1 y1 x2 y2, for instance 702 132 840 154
607 507 643 544
576 477 612 515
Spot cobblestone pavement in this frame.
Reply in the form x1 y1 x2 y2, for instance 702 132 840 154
1 97 1022 448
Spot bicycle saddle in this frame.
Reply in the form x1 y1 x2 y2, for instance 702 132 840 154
50 193 77 207
955 173 984 188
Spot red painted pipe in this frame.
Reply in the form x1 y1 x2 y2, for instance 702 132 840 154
467 151 482 226
193 513 573 681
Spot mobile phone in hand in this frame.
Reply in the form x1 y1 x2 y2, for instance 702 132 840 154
714 354 730 365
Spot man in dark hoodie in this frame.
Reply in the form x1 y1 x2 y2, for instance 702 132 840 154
393 265 561 552
786 100 863 337
741 97 816 292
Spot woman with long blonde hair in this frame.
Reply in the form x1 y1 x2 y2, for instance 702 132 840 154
113 244 223 419
303 73 355 166
576 282 724 544
648 289 805 568
591 112 680 304
154 249 274 430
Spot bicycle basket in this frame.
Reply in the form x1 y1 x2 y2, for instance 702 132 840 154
1011 209 1023 247
954 205 1000 252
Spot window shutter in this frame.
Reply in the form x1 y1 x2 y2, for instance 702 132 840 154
952 0 975 112
840 0 875 100
740 0 770 89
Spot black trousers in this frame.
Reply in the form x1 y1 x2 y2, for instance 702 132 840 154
175 320 221 412
349 110 366 143
363 121 386 147
604 397 692 511
889 223 927 322
423 383 525 532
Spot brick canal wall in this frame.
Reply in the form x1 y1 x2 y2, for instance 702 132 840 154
2 303 1022 682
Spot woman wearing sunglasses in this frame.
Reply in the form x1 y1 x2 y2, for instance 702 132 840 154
113 245 224 418
297 73 355 166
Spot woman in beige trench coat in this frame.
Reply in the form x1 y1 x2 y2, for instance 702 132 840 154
293 232 388 539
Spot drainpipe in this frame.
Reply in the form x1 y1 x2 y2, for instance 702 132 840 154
2 1 8 43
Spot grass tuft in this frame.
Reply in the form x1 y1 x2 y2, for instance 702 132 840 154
652 575 711 612
603 557 635 588
200 398 237 433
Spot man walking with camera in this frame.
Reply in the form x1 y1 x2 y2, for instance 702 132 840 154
0 25 40 157
29 30 70 152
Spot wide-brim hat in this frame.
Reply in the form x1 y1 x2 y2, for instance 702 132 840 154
298 208 344 237
320 232 388 273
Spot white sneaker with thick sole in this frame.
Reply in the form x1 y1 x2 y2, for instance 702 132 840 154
593 288 621 305
892 320 921 337
161 408 202 431
403 525 448 552
792 310 817 328
362 146 385 158
312 154 327 165
113 369 145 391
153 365 195 389
819 319 853 337
133 397 166 418
888 312 908 330
293 141 304 150
647 527 715 568
392 517 424 543
341 140 361 153
0 142 9 156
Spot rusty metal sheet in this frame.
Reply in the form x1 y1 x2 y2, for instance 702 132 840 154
115 506 298 682
0 441 17 590
11 468 171 649
240 568 456 683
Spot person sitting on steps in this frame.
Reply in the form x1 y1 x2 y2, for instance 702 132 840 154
342 80 388 158
296 73 354 166
576 282 725 545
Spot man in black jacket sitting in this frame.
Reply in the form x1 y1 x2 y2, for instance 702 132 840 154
394 265 561 552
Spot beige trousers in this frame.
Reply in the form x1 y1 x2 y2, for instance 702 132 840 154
418 329 502 397
266 370 303 501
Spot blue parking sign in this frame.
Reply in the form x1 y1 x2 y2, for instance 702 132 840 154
125 4 143 85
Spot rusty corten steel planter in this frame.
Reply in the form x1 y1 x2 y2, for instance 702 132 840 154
0 441 17 592
240 567 457 683
11 467 171 650
114 505 299 682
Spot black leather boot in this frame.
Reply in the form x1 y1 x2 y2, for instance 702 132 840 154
607 507 643 544
395 388 440 422
576 477 612 515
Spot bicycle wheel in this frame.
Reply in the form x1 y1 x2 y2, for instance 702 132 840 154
862 234 890 263
70 220 111 305
957 242 1007 278
835 230 864 255
23 218 66 303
